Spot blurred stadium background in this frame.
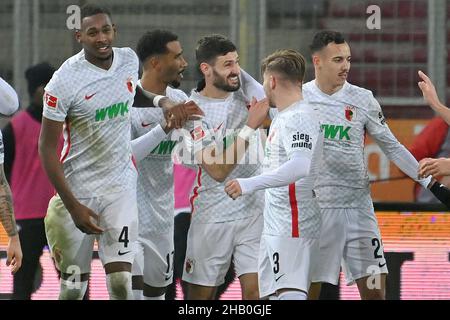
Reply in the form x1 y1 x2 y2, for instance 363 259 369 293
0 0 449 299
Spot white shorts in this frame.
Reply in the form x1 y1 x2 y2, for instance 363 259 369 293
182 213 263 287
258 234 318 298
132 227 175 288
45 190 138 275
311 206 389 285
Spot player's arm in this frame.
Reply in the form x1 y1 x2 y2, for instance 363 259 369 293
366 95 432 190
131 122 172 162
225 112 319 199
428 178 450 209
240 68 266 101
417 71 450 124
133 86 204 129
0 77 19 116
0 163 22 273
195 97 269 182
38 117 103 234
225 151 312 199
240 68 272 128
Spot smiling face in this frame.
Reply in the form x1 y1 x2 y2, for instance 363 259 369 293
314 42 351 89
159 40 188 88
76 13 116 65
205 51 241 92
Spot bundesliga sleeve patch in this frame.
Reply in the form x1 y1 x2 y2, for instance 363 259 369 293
191 125 206 141
44 92 58 109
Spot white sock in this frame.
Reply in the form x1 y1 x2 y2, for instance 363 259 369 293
59 279 88 300
278 290 307 300
106 271 134 300
133 289 143 300
143 294 165 300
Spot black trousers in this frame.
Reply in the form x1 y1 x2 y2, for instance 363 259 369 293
166 212 236 300
12 218 47 300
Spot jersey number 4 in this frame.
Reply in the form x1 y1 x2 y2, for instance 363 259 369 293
119 226 129 248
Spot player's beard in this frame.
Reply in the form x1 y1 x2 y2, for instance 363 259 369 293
212 69 240 92
170 79 181 88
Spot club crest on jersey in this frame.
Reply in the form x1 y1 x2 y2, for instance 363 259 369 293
126 77 134 93
345 106 355 121
185 258 195 274
191 125 205 141
44 92 58 109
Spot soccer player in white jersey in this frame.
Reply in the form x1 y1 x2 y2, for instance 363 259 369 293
225 49 323 300
130 30 189 300
38 5 201 300
303 30 444 300
180 34 269 300
0 77 19 116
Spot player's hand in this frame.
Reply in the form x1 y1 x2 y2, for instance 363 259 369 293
224 179 243 200
6 235 22 274
69 203 104 234
418 70 443 110
163 100 204 129
418 157 450 179
246 97 270 129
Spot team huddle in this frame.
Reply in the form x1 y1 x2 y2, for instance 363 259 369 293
3 4 446 300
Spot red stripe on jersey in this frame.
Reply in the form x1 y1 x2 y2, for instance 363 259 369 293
189 167 202 215
60 119 71 163
289 183 299 238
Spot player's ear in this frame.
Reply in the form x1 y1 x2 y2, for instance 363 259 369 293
112 24 117 37
149 56 159 70
75 30 82 43
199 62 210 77
270 75 276 90
312 54 320 67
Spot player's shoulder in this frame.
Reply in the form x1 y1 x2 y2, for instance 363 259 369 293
281 100 318 123
114 47 138 60
188 89 201 102
344 81 373 96
45 51 85 95
166 86 188 103
114 47 139 69
302 80 315 92
53 50 84 76
342 82 375 105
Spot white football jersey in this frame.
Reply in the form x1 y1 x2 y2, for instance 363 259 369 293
130 85 188 234
182 89 265 224
303 80 427 208
263 101 323 237
43 48 139 198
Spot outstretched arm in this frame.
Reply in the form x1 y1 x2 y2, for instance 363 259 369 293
418 70 450 124
225 152 311 199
